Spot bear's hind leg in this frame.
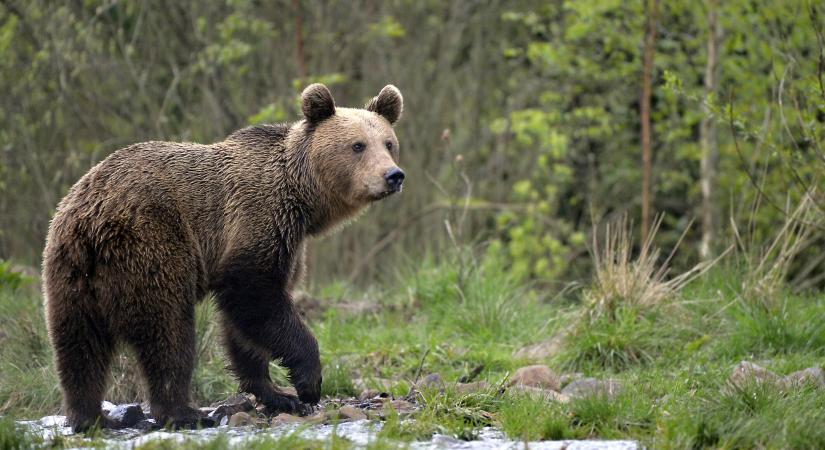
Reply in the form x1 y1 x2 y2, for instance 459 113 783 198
49 305 116 432
124 304 212 429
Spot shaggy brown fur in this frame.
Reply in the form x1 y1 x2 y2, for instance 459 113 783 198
42 84 404 432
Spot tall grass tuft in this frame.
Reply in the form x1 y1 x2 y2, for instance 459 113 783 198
586 215 717 319
734 191 823 309
563 215 719 370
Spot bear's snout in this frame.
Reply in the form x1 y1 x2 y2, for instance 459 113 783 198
384 167 405 192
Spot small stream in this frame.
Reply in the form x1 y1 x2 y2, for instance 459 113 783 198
20 415 638 449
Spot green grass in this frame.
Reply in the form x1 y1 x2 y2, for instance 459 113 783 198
1 254 824 448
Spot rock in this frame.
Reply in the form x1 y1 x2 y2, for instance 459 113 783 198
417 373 444 390
338 405 367 421
508 385 570 403
508 365 561 391
38 416 66 428
209 393 256 421
105 404 146 428
271 413 303 426
199 406 217 416
513 338 564 361
561 378 623 400
134 419 160 431
559 373 584 388
227 411 255 427
101 401 117 413
304 411 328 425
456 381 490 395
729 361 779 389
778 367 825 390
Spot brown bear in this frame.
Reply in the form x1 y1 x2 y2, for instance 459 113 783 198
42 84 405 432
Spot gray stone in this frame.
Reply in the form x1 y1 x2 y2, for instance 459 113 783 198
106 404 146 428
508 365 561 391
729 361 779 389
561 378 623 400
778 367 825 390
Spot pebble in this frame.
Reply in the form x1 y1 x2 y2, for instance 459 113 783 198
227 411 255 427
338 405 367 420
271 413 303 426
509 365 561 391
729 361 779 388
779 367 825 390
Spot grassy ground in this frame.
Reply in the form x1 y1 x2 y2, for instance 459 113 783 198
1 249 824 449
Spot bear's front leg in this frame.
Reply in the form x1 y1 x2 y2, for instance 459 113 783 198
222 324 314 414
216 289 322 412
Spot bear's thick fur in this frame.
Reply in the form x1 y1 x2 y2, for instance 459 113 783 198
42 84 404 431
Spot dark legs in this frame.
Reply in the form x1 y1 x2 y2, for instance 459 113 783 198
223 326 307 414
215 283 322 412
49 305 116 432
122 303 211 428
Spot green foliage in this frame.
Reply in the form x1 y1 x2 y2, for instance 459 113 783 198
0 262 30 291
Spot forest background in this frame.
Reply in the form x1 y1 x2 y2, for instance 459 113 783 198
1 0 824 292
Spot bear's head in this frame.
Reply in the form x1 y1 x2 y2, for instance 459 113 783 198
296 83 405 222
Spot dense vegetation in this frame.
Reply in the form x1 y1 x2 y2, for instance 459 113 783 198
2 0 824 286
1 0 825 448
2 234 825 448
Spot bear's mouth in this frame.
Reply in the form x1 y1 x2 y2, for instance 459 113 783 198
371 188 400 201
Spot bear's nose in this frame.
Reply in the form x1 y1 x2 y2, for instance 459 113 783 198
384 167 405 191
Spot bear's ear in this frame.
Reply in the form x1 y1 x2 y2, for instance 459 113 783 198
301 83 336 124
365 85 403 124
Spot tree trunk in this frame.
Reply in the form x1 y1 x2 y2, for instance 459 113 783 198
640 0 658 242
700 0 720 259
292 0 306 80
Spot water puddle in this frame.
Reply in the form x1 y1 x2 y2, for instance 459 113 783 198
20 415 638 449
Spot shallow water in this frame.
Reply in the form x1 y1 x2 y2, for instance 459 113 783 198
20 415 638 449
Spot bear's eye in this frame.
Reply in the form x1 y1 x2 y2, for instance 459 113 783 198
385 141 393 151
352 142 366 153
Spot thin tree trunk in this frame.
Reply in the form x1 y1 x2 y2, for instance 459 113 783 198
292 0 306 80
640 0 658 242
700 0 720 259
